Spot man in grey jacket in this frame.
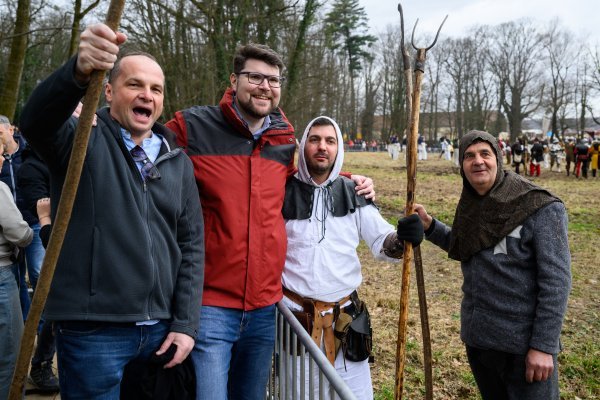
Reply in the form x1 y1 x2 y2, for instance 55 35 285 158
19 24 204 398
414 130 571 400
0 139 33 399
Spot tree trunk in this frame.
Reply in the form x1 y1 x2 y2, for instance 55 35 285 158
0 0 31 121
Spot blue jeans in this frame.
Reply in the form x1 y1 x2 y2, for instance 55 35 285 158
193 305 276 400
55 320 169 400
0 264 24 400
17 223 46 320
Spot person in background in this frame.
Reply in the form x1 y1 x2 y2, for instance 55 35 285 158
0 139 34 399
564 137 575 176
16 146 59 393
574 138 590 179
511 138 525 175
0 116 46 324
549 138 563 173
588 140 599 178
529 138 544 177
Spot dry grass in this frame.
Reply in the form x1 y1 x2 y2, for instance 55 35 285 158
344 151 599 400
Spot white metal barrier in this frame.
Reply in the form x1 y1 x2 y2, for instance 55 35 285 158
266 302 357 400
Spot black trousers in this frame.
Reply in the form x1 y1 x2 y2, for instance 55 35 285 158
465 345 559 400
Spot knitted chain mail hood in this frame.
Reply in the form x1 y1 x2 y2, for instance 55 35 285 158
449 130 560 261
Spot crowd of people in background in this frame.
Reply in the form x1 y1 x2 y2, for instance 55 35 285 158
499 135 599 179
374 131 599 180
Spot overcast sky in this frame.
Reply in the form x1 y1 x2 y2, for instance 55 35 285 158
358 0 600 46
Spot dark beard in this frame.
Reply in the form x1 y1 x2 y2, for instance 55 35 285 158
237 96 274 119
307 159 333 178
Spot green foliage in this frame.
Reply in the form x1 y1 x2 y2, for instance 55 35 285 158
324 0 376 76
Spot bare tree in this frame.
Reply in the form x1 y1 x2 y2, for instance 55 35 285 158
0 0 31 120
377 25 407 141
587 44 600 124
486 20 545 141
542 22 576 140
68 0 101 57
359 56 380 141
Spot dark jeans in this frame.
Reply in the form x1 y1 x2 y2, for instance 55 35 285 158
32 321 56 365
466 345 559 400
55 320 169 399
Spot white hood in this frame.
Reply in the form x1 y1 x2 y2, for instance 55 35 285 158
296 116 345 187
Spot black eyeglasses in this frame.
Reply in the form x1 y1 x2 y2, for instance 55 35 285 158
237 71 285 88
130 145 161 182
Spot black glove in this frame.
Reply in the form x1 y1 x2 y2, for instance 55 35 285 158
396 213 424 247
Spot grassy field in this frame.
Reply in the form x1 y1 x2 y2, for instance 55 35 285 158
344 151 599 399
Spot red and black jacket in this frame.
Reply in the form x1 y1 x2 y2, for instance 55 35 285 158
167 88 296 310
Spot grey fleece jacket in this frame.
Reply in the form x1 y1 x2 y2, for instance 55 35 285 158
0 182 33 266
427 201 571 355
19 57 204 338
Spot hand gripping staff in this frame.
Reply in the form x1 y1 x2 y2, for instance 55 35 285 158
394 4 446 400
8 1 127 398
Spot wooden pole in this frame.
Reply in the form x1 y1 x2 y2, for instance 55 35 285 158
394 4 416 398
414 246 433 399
8 1 126 397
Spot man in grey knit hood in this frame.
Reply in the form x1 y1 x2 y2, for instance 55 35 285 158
414 130 571 399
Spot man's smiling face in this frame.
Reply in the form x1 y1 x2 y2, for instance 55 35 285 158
230 58 281 125
105 55 164 138
462 141 498 195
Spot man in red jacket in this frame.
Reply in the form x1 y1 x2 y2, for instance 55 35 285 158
166 44 373 400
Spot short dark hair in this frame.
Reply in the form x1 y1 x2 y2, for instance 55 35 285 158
310 117 335 128
108 50 159 83
233 43 284 74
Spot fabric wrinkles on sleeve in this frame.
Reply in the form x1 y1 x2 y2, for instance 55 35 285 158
426 218 452 253
357 205 399 262
528 202 571 354
19 56 87 169
0 184 33 247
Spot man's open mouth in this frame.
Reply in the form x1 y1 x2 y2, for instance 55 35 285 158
133 107 152 118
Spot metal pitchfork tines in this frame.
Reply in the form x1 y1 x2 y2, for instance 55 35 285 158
394 4 447 400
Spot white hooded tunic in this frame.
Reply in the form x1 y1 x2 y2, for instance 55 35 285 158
282 116 398 302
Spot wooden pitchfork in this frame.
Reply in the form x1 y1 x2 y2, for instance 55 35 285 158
8 1 126 398
394 3 447 400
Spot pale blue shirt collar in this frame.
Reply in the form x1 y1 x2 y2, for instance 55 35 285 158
121 128 163 170
232 96 271 140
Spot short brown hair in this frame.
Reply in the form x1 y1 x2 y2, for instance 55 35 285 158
233 43 284 74
310 117 335 128
108 50 159 83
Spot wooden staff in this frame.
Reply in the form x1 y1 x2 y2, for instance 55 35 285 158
9 1 126 397
394 4 446 399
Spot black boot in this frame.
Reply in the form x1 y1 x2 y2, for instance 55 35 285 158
29 361 60 393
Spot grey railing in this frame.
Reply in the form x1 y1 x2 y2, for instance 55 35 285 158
266 302 357 400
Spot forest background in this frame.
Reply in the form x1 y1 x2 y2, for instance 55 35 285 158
2 0 600 144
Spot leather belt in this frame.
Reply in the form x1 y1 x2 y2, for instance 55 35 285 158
283 287 352 365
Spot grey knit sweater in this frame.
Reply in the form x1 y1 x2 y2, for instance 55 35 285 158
427 201 571 355
0 181 33 267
